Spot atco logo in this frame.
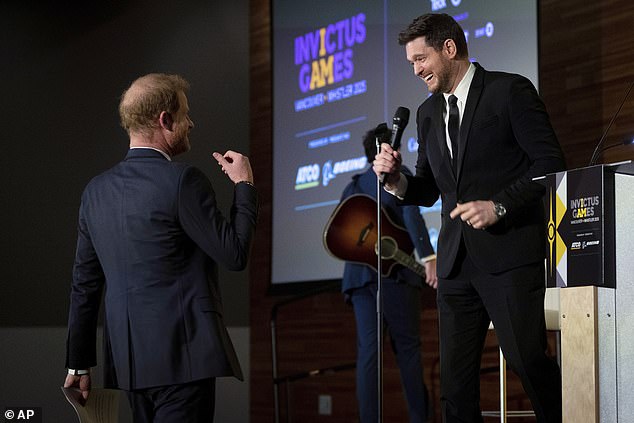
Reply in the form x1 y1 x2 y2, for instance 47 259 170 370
571 241 581 250
295 164 320 190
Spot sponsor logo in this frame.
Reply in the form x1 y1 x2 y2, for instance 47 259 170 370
295 164 320 190
431 0 447 11
295 156 367 190
322 156 367 186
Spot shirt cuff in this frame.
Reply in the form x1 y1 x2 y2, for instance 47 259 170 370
67 368 90 376
383 172 408 200
421 254 437 263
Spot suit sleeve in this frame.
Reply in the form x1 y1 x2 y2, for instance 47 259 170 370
491 77 566 213
400 167 435 258
402 205 435 257
178 167 258 271
403 105 442 207
66 197 105 370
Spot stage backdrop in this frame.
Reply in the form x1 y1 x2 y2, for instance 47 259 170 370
271 0 539 289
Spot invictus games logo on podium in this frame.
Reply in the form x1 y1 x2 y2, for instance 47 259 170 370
544 166 615 288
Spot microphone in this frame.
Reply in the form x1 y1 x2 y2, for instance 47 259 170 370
376 108 410 184
388 106 410 150
373 122 390 142
588 81 634 166
592 138 634 159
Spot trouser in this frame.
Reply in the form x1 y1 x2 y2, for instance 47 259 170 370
437 242 561 422
350 282 430 423
126 378 216 423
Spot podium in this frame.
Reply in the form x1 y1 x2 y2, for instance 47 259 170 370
540 161 634 422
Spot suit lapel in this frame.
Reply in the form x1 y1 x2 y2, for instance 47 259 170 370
456 64 485 181
432 95 455 181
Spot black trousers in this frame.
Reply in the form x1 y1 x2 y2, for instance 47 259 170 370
126 378 216 423
437 242 561 423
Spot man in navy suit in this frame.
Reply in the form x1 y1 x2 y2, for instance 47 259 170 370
373 14 565 422
63 73 258 422
341 127 437 423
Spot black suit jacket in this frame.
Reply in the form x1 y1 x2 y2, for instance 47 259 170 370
404 64 565 278
65 149 258 390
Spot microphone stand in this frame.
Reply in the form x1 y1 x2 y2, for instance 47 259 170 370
371 109 408 423
589 81 634 166
375 137 384 423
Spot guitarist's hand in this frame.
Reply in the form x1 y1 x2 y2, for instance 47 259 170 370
424 259 438 289
372 143 402 189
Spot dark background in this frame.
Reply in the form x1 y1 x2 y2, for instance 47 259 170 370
1 0 251 327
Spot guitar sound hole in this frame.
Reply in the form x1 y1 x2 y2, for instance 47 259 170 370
376 236 397 259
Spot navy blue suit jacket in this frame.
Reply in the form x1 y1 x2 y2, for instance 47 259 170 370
341 167 435 294
404 64 565 278
65 149 258 390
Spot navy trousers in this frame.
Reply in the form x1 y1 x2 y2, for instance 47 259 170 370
126 378 216 423
350 282 430 423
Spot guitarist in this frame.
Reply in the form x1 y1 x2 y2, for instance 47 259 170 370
341 126 437 423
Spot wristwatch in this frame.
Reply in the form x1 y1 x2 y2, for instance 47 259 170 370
493 202 507 219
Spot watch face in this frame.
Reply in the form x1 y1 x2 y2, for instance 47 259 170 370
495 203 506 217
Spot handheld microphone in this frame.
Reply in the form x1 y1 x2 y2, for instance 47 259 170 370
377 108 410 184
588 81 634 166
388 106 410 150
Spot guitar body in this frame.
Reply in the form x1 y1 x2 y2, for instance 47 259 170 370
323 194 424 278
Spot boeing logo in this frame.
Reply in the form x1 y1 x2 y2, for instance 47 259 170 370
323 156 367 186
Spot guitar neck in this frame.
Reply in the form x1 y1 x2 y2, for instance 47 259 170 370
392 249 426 278
377 236 426 278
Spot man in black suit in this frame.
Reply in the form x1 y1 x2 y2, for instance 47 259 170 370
373 14 565 422
63 73 258 422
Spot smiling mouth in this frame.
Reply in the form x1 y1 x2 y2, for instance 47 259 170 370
423 74 433 83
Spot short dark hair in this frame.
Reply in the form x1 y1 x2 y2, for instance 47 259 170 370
362 125 391 162
398 13 468 59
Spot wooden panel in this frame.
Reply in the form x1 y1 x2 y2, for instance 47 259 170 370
560 287 599 423
539 0 634 169
249 1 634 421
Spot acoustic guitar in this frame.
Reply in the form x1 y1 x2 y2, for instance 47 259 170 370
323 194 425 278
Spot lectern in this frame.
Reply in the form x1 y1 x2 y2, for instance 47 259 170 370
540 161 634 422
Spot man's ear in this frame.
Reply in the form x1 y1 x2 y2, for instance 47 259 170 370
160 111 173 130
443 39 457 59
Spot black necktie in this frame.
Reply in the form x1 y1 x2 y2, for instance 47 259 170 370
448 94 460 171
